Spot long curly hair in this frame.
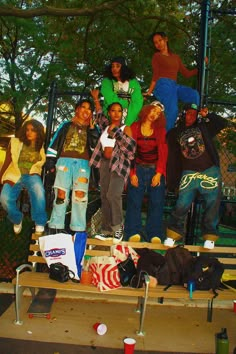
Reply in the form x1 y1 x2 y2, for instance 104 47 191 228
17 119 45 151
138 105 166 129
103 59 136 82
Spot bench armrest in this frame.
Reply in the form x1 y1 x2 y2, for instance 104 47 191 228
16 263 33 273
144 273 150 285
15 263 33 288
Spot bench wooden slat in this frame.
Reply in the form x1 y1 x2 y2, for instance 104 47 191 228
85 238 236 255
148 285 236 301
85 249 111 257
218 258 236 265
12 271 145 297
28 255 46 263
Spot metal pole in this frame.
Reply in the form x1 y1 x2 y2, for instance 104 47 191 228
45 81 57 150
198 0 210 107
185 1 211 244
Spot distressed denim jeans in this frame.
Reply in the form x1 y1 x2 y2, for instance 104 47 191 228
48 157 90 231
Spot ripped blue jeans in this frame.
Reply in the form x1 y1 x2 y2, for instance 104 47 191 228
48 157 90 232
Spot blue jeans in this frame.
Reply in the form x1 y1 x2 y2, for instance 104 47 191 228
124 165 165 241
0 174 47 226
167 166 222 239
154 78 200 132
48 157 90 232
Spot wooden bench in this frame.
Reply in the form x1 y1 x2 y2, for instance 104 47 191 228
12 234 149 335
12 235 236 335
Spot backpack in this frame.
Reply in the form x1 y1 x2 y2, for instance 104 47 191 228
130 248 166 288
190 256 224 296
163 245 194 286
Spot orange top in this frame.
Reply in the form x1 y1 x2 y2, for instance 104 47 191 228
152 52 198 82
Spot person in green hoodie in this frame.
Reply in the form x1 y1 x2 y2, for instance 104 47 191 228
101 56 143 126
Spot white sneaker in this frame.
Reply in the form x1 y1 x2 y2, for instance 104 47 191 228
13 221 22 234
203 240 215 249
94 233 113 241
164 237 175 247
35 225 44 234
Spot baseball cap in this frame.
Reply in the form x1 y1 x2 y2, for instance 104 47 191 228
184 103 198 111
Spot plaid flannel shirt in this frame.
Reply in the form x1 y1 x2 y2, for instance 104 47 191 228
89 127 136 183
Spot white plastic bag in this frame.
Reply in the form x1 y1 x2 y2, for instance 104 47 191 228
39 233 79 280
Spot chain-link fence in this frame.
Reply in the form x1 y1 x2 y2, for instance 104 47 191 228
0 213 33 281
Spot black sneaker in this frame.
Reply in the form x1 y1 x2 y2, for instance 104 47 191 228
94 233 113 241
113 226 123 244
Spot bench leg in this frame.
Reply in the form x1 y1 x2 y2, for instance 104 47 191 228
14 285 24 325
14 285 36 325
136 282 149 336
207 298 214 322
135 296 142 314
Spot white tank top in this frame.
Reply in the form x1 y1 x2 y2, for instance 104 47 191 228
100 125 125 150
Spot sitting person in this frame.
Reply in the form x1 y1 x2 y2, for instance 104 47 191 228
0 119 47 234
124 101 168 243
90 99 135 243
144 32 200 131
101 56 143 126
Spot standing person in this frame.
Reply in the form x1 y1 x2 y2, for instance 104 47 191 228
144 32 200 132
165 104 229 249
101 56 143 126
90 101 136 243
124 101 168 243
0 119 47 234
45 99 99 233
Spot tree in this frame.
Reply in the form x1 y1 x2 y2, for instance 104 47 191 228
0 0 235 135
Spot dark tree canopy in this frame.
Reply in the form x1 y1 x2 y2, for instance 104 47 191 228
0 0 235 147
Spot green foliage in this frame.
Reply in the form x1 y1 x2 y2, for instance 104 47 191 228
0 0 235 141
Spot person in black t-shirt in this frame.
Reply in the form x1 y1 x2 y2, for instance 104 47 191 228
165 103 229 249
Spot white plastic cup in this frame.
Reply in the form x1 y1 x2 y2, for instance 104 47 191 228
93 322 107 335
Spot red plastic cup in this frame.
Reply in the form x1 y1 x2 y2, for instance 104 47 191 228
80 270 92 284
124 337 136 354
233 300 236 313
93 322 107 335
